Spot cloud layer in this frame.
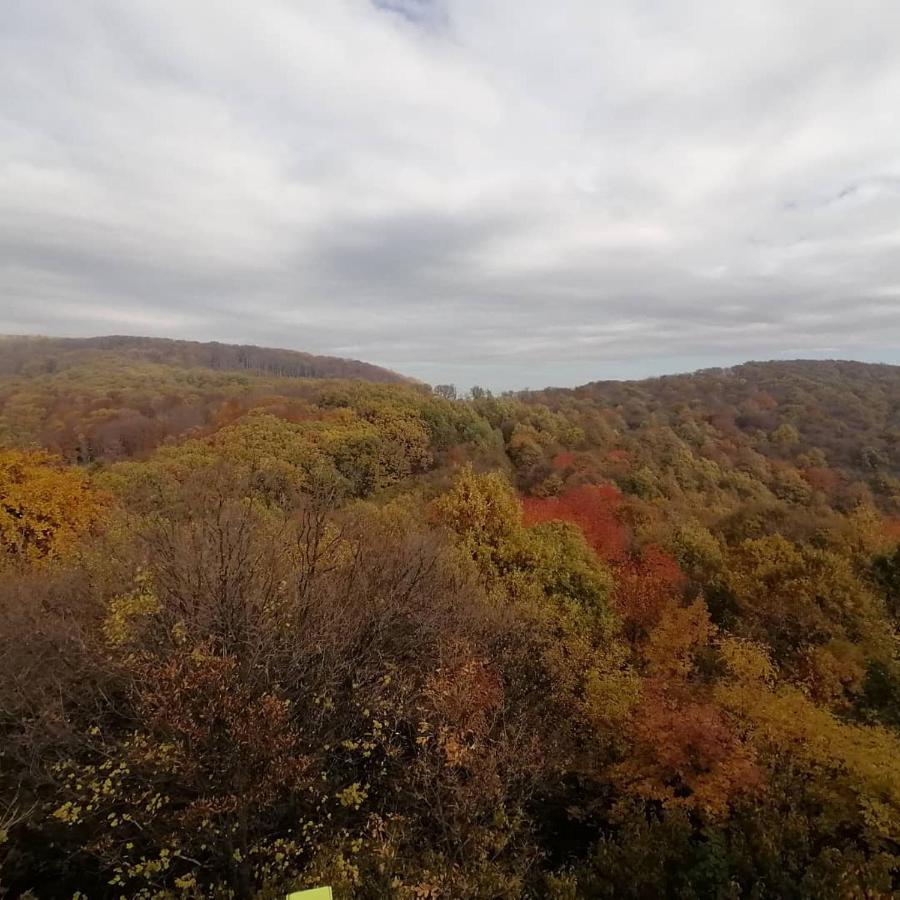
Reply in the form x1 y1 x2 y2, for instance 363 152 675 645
2 0 899 388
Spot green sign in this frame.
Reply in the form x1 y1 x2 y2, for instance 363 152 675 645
286 889 333 900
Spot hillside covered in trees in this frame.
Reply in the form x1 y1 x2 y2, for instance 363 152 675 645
0 335 411 383
1 342 899 898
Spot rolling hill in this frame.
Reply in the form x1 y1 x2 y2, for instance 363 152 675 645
1 339 898 897
0 334 412 383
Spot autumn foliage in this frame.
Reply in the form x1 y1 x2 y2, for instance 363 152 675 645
2 350 900 898
522 484 628 562
0 448 106 561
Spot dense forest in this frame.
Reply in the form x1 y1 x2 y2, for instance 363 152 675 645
0 336 411 384
1 341 899 898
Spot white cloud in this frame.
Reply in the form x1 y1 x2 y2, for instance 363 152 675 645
1 0 899 389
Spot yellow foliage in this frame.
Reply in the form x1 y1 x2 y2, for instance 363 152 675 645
802 640 868 706
582 665 641 731
717 636 776 686
0 448 106 561
643 600 716 679
336 783 368 810
717 679 900 843
432 465 522 569
102 570 160 646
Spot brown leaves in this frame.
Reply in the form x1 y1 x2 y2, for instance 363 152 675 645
134 648 310 815
423 656 504 770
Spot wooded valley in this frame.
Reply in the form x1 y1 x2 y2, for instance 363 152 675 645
1 338 898 898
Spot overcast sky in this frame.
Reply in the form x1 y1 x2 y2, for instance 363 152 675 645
2 1 900 389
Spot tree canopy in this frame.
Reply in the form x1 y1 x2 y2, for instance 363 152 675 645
1 346 899 897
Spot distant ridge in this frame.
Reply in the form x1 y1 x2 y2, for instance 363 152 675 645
522 358 900 480
0 334 413 384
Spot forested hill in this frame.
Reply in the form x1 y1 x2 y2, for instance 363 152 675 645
2 348 900 896
0 334 411 383
526 359 900 483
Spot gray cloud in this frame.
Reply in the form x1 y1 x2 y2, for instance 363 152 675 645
2 0 899 389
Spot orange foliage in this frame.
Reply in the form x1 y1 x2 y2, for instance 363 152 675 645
212 396 246 428
801 466 841 493
750 390 778 411
447 444 469 465
616 683 763 816
522 487 686 639
614 545 686 638
522 484 627 562
551 451 576 470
